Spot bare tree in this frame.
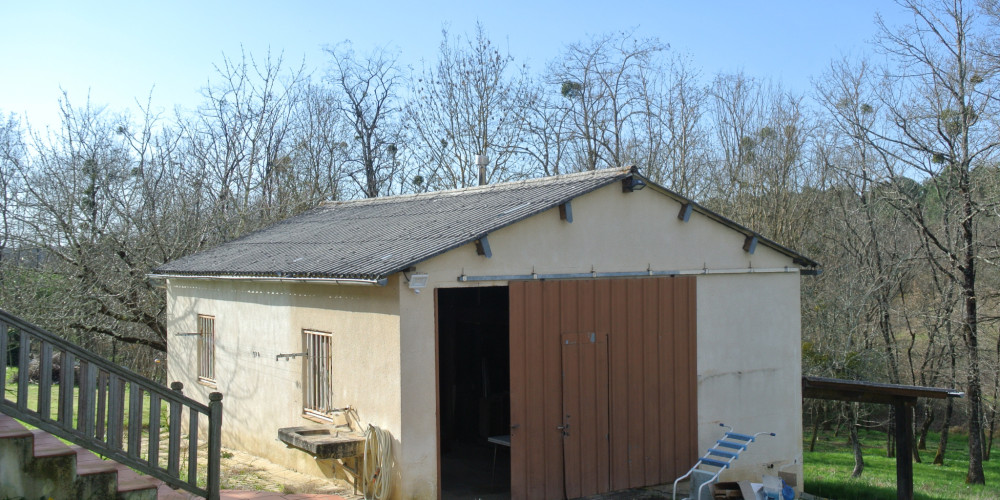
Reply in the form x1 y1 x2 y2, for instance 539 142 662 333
519 81 572 177
408 24 535 189
0 113 24 264
549 30 667 171
973 0 1000 465
3 50 333 378
848 402 866 477
12 95 173 373
816 0 1000 482
641 54 710 198
708 72 820 247
326 42 404 198
184 49 306 237
816 58 923 388
288 82 350 206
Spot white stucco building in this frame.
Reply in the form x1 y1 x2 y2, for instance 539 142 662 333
154 167 819 499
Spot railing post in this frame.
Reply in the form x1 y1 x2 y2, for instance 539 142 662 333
79 362 97 437
207 392 223 500
127 382 143 458
148 392 161 468
17 330 29 413
0 320 8 402
96 370 109 441
107 374 123 450
58 351 75 425
167 382 183 478
39 341 52 420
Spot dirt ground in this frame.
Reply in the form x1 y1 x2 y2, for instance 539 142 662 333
215 445 362 498
167 429 362 498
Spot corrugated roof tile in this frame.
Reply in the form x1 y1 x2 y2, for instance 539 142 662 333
155 168 632 279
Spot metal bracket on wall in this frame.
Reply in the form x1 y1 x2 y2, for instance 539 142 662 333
475 236 492 258
276 352 308 361
559 202 573 223
678 203 693 222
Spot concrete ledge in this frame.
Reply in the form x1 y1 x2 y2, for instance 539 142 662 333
277 426 364 459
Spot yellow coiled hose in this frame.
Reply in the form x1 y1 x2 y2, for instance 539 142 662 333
362 424 392 500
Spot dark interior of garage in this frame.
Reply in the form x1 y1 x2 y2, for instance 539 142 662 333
437 286 511 499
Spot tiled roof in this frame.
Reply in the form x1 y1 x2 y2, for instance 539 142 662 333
154 168 632 280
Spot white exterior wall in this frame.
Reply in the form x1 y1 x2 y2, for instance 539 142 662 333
697 273 803 484
397 184 805 497
165 277 401 480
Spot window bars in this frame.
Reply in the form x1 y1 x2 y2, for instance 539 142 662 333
303 330 333 419
197 315 215 383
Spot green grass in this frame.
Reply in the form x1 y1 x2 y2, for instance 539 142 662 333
14 363 1000 497
4 365 170 439
804 427 1000 499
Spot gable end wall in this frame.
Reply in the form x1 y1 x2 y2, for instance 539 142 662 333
397 183 804 497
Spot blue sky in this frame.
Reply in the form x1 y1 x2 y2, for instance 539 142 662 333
1 1 909 130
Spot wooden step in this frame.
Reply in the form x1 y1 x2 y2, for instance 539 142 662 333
30 429 75 458
154 483 202 500
69 444 161 499
13 428 77 498
0 412 32 439
114 462 162 492
71 444 119 499
71 444 120 476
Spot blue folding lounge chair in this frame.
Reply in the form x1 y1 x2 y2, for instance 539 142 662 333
672 423 775 500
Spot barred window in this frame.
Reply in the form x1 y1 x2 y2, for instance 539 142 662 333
303 329 333 418
198 315 215 382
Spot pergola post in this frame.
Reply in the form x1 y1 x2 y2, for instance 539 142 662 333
894 401 914 500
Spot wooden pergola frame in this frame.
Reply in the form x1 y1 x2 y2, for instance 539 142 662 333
802 376 964 500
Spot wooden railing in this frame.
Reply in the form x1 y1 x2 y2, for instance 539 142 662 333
0 309 222 500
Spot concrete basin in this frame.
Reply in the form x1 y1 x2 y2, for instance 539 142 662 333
277 425 365 459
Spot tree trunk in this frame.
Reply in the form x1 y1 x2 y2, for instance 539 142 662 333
933 398 954 465
886 407 896 459
988 324 1000 462
849 403 864 478
961 181 985 484
987 407 995 461
364 155 378 198
833 409 844 438
810 404 821 453
918 405 934 451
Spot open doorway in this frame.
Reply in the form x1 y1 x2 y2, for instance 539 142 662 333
438 286 510 499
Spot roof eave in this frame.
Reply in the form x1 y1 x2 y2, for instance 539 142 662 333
637 173 821 271
146 272 388 286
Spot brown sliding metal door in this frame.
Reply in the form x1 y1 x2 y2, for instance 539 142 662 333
509 277 697 499
560 331 610 498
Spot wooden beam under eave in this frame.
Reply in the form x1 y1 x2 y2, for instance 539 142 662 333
803 388 919 406
743 235 758 254
475 236 492 258
559 202 573 223
677 203 692 222
802 376 964 401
